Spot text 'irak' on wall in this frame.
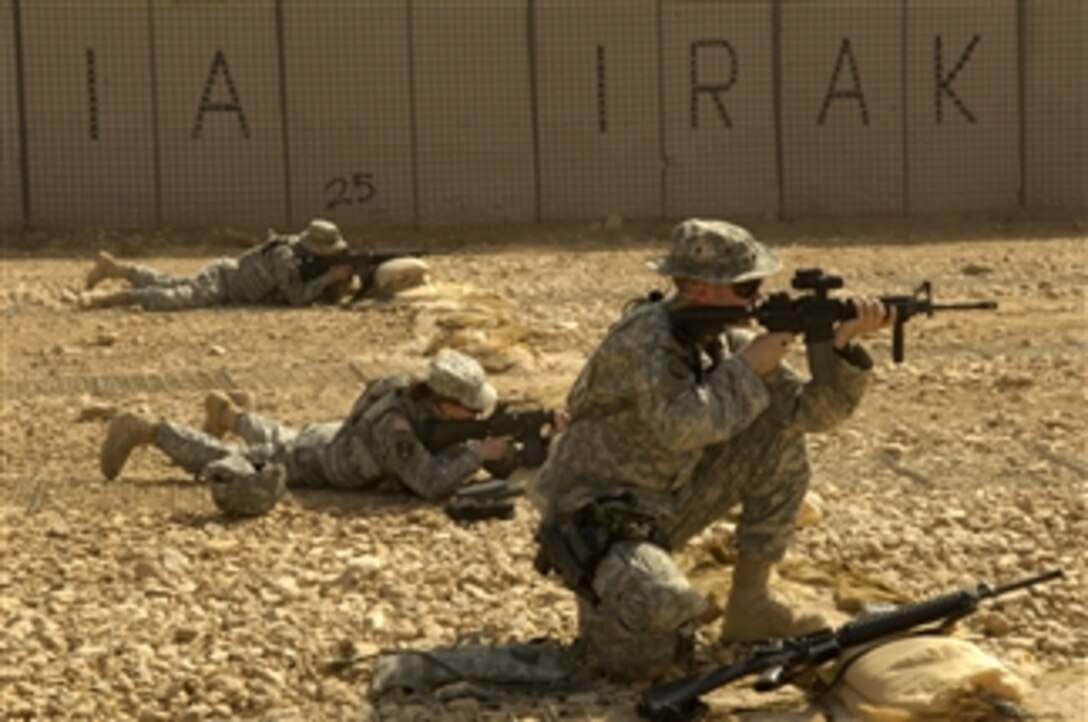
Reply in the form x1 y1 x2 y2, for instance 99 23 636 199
1 0 1084 230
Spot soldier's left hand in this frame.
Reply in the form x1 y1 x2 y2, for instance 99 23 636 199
834 296 896 348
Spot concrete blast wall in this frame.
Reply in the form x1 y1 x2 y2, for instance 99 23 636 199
1 0 1083 230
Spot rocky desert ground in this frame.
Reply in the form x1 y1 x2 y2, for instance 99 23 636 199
1 215 1085 721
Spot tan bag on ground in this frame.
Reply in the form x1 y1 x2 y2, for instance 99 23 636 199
822 635 1027 722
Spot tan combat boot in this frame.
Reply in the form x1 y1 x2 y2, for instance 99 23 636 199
85 251 129 290
100 412 158 480
720 557 830 643
202 390 251 438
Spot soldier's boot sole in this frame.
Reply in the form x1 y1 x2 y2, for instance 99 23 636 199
85 251 120 290
100 412 157 480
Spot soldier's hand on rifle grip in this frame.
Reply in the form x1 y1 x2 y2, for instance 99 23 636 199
833 296 896 349
552 409 571 435
471 436 514 462
326 264 355 282
738 332 796 375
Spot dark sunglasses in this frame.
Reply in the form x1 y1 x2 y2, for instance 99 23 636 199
731 279 763 299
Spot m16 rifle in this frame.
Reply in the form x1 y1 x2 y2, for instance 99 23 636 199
298 248 428 296
421 403 555 478
637 569 1064 722
668 268 997 383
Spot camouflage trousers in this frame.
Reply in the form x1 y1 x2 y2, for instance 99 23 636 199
124 259 232 311
577 413 810 680
154 412 336 487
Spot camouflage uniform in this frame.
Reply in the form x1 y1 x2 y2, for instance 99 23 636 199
102 219 350 311
104 349 497 516
533 219 874 680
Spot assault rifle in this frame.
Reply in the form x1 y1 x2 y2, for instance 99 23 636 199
298 248 427 292
421 403 555 478
637 569 1064 722
668 268 997 383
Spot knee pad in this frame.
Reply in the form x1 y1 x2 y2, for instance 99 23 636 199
204 455 286 517
577 541 707 681
593 541 707 633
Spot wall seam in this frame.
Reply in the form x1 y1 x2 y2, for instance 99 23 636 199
406 0 420 229
274 0 293 226
527 0 541 224
147 0 162 226
12 0 30 226
771 0 784 218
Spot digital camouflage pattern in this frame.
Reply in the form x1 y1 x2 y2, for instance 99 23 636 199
152 380 484 507
651 218 782 284
120 231 346 311
205 454 287 517
150 351 496 511
533 300 872 679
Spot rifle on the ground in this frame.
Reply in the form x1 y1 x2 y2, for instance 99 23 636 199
667 268 997 383
298 248 427 291
421 403 554 478
637 569 1064 722
444 478 525 524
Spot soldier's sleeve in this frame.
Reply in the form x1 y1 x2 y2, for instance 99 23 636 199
761 343 872 432
370 413 483 500
628 323 772 451
268 244 339 307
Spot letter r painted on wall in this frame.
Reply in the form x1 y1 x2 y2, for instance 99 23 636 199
191 50 251 139
690 40 738 129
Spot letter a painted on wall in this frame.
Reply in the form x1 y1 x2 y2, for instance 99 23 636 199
817 38 870 126
690 40 738 129
935 35 980 124
191 50 251 139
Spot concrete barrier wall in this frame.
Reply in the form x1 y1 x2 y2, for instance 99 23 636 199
5 0 1084 230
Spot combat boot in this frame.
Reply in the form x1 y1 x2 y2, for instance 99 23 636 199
720 557 830 643
202 390 251 438
85 251 130 290
100 412 159 480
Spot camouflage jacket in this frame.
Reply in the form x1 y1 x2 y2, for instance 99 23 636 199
220 235 341 306
316 375 484 499
534 300 871 519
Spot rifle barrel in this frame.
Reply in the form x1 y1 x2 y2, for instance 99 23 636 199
987 568 1064 598
930 301 999 311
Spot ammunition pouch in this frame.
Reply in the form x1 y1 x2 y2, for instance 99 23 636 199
533 496 670 606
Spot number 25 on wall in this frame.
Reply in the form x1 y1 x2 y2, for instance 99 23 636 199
324 172 377 210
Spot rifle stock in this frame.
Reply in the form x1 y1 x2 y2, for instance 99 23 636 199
637 569 1063 722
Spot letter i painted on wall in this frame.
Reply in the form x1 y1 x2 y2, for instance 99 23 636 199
817 38 870 126
191 49 251 140
86 48 99 141
597 45 607 133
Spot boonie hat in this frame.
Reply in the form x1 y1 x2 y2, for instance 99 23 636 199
651 218 781 284
298 219 348 256
425 349 497 413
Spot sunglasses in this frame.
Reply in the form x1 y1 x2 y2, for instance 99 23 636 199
731 279 763 299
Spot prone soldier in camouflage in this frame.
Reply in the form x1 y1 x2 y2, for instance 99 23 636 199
532 219 894 681
79 219 429 311
97 349 513 516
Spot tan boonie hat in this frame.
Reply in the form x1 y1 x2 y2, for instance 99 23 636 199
426 349 497 413
298 218 348 256
651 218 781 284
